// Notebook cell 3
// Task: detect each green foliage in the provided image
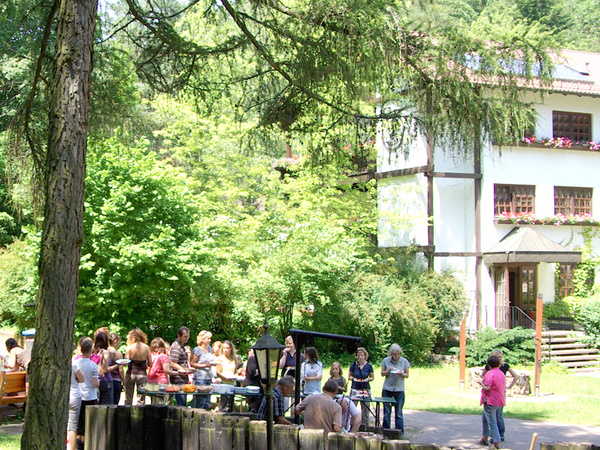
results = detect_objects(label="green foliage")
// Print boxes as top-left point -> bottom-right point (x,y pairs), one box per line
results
78,136 -> 218,338
571,294 -> 600,348
543,297 -> 573,319
0,229 -> 38,329
461,327 -> 535,367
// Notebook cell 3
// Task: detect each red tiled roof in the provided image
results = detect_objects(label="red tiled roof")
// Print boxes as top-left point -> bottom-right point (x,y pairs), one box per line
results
549,49 -> 600,96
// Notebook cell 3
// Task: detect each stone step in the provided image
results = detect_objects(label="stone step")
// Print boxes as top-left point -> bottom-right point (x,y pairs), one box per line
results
541,337 -> 585,345
542,342 -> 590,350
542,348 -> 600,356
558,359 -> 600,368
547,354 -> 600,362
571,366 -> 600,373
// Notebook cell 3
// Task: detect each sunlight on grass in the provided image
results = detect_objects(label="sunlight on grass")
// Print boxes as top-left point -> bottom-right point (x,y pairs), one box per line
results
403,364 -> 600,426
0,434 -> 21,450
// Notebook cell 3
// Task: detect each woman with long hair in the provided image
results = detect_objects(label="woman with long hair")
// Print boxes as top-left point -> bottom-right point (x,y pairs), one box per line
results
190,330 -> 217,409
5,338 -> 30,372
108,332 -> 124,405
301,346 -> 323,395
216,340 -> 243,412
124,328 -> 152,405
93,331 -> 113,405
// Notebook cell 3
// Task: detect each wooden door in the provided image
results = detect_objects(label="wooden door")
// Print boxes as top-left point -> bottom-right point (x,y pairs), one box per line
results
494,266 -> 510,330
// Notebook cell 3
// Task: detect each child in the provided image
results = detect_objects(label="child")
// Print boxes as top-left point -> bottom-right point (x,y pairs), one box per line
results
329,362 -> 347,395
480,355 -> 506,449
74,337 -> 99,450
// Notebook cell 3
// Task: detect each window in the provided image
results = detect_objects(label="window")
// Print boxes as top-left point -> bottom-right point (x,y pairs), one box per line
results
494,185 -> 535,215
554,187 -> 593,216
557,264 -> 577,298
552,111 -> 592,142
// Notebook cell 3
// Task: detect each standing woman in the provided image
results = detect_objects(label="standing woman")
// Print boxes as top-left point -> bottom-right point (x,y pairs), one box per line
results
216,340 -> 243,412
478,349 -> 518,445
124,328 -> 152,406
381,344 -> 410,433
92,332 -> 113,405
300,347 -> 323,395
190,330 -> 217,409
108,332 -> 124,405
148,337 -> 179,404
348,347 -> 374,426
480,355 -> 506,449
279,336 -> 302,378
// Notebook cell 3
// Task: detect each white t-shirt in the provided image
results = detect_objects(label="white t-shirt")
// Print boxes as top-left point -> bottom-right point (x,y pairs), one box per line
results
70,361 -> 81,401
74,357 -> 99,401
301,360 -> 323,395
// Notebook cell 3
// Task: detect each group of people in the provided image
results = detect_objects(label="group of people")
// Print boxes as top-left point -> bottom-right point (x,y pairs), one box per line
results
66,325 -> 412,448
67,325 -> 253,449
274,338 -> 411,435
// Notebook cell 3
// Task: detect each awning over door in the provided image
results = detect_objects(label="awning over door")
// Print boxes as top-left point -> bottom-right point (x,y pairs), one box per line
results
483,227 -> 582,264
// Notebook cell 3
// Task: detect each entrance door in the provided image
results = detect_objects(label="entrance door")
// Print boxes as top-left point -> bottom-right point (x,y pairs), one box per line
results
494,266 -> 509,330
495,264 -> 537,329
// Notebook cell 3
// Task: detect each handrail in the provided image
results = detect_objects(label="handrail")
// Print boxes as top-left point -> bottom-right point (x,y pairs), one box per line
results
509,306 -> 536,330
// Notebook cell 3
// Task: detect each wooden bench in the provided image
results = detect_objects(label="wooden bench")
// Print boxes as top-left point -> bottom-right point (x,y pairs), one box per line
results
0,371 -> 27,423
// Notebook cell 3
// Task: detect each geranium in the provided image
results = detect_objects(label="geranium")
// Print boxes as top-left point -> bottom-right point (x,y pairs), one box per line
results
497,211 -> 597,225
522,136 -> 600,150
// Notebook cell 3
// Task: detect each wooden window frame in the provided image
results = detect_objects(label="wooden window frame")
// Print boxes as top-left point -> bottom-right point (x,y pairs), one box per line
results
494,184 -> 536,216
554,186 -> 593,216
552,111 -> 592,142
557,264 -> 577,299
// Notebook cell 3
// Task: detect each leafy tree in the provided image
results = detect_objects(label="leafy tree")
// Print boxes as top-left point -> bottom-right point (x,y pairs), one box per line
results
78,137 -> 217,336
2,0 -> 557,446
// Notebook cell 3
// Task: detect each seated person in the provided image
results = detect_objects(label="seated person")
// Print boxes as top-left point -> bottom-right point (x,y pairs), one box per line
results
257,376 -> 295,424
295,379 -> 342,434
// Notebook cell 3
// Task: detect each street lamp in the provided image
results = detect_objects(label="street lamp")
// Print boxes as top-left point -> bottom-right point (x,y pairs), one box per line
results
251,323 -> 284,450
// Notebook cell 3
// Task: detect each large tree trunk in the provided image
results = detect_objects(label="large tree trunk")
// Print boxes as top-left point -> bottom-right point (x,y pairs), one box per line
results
21,0 -> 98,448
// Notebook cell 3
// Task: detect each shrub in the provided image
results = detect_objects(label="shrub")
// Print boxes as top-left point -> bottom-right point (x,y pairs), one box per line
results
460,327 -> 535,367
572,295 -> 600,348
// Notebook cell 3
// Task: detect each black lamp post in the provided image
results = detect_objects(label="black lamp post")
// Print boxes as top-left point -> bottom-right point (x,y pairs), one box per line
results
251,323 -> 284,450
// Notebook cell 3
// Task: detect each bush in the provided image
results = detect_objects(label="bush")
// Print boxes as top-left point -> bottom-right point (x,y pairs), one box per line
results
572,295 -> 600,348
460,327 -> 535,367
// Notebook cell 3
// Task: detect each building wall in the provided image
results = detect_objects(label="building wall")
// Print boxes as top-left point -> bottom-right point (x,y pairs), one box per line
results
377,91 -> 600,329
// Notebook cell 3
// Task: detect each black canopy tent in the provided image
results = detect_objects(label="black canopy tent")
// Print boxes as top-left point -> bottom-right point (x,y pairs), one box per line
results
287,329 -> 362,423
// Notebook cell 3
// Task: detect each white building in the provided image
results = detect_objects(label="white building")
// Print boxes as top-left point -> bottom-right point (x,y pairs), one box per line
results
377,49 -> 600,331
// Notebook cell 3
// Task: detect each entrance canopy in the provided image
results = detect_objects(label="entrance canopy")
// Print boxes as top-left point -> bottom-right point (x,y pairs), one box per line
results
483,227 -> 582,264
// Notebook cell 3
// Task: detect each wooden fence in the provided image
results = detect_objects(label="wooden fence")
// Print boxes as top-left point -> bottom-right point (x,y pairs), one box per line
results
84,405 -> 599,450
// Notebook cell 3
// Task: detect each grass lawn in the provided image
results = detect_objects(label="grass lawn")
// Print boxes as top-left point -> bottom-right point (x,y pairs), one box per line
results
0,434 -> 21,449
362,363 -> 600,426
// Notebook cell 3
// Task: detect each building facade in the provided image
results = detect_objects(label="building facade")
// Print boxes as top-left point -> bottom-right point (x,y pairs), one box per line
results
377,49 -> 600,331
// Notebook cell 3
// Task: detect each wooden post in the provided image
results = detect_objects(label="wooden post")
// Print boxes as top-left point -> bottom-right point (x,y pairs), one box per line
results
181,408 -> 201,450
105,405 -> 118,450
382,441 -> 412,450
299,429 -> 326,450
460,313 -> 467,389
274,424 -> 300,450
355,433 -> 383,450
129,406 -> 145,450
116,405 -> 132,449
249,420 -> 267,449
328,432 -> 354,450
534,294 -> 544,397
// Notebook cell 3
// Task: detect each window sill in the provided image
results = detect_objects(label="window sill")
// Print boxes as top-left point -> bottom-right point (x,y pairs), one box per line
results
516,142 -> 600,152
495,219 -> 599,226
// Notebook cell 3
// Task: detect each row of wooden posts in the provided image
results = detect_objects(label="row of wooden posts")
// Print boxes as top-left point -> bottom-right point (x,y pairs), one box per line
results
84,405 -> 599,450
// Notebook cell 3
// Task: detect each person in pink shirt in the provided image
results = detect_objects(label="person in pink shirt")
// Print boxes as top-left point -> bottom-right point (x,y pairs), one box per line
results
480,355 -> 506,449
